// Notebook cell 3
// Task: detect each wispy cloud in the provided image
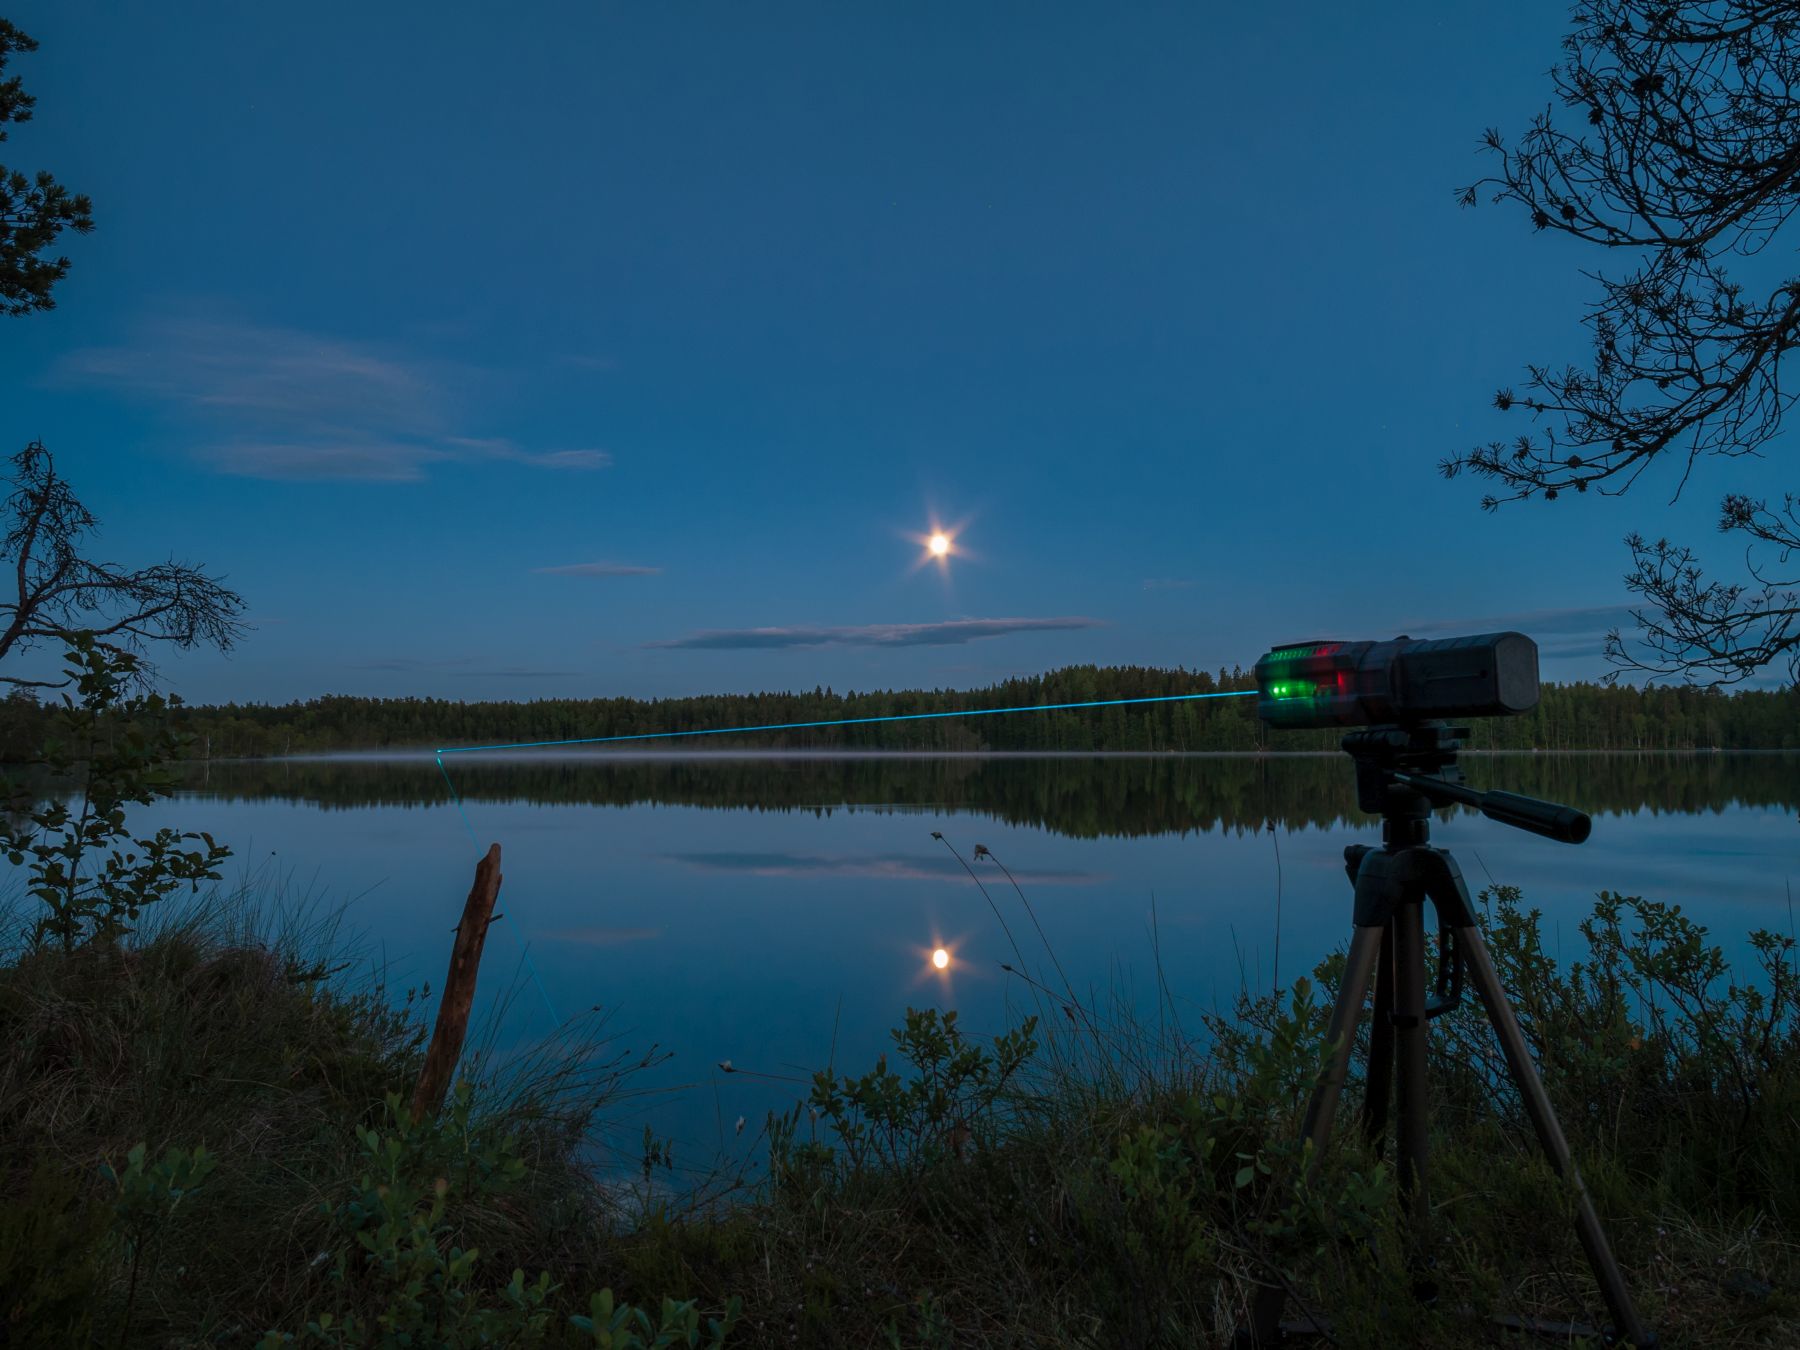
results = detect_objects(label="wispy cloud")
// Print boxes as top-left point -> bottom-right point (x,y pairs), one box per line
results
533,562 -> 663,577
448,668 -> 582,679
1405,604 -> 1638,638
441,437 -> 611,471
200,441 -> 448,483
646,616 -> 1103,651
667,851 -> 1102,885
57,316 -> 612,483
1402,604 -> 1639,664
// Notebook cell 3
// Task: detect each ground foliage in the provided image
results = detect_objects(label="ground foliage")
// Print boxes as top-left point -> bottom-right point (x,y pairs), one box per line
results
0,874 -> 1794,1346
638,880 -> 1798,1348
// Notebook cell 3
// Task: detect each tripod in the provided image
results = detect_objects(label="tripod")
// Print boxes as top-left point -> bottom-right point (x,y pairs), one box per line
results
1240,723 -> 1657,1347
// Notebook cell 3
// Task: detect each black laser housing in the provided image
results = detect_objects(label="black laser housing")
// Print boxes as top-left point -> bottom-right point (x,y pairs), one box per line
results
1254,631 -> 1540,730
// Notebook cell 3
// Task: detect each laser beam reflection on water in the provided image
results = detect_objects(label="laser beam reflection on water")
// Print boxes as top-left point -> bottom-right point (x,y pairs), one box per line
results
435,689 -> 1259,756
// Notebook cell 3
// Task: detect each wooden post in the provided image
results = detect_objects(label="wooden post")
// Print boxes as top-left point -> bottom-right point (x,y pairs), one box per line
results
411,842 -> 504,1122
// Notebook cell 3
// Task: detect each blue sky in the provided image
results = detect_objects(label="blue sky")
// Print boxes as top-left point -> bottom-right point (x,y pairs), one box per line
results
3,1 -> 1778,704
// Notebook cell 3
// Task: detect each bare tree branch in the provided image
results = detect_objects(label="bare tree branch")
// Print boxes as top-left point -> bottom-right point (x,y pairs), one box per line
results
1452,1 -> 1800,684
0,442 -> 246,687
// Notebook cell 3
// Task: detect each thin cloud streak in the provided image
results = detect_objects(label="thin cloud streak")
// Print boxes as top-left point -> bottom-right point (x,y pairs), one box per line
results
1404,604 -> 1639,638
58,315 -> 612,483
1537,636 -> 1616,661
1395,603 -> 1647,673
443,437 -> 610,471
534,562 -> 663,577
203,441 -> 447,483
646,616 -> 1104,651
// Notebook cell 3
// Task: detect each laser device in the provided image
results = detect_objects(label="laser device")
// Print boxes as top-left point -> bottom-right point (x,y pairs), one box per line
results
1239,631 -> 1657,1348
1254,630 -> 1539,729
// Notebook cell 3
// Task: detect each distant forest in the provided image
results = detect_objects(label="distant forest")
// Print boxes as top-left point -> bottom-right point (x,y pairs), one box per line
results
77,664 -> 1800,757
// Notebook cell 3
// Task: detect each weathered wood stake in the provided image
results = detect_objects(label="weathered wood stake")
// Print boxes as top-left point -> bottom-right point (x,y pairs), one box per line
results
410,842 -> 503,1122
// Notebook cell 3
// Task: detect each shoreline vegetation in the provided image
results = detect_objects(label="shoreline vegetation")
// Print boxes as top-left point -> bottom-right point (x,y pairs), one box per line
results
7,665 -> 1782,759
2,641 -> 1796,1346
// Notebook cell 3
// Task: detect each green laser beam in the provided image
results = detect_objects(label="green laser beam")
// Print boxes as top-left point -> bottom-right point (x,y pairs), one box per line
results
435,689 -> 1258,755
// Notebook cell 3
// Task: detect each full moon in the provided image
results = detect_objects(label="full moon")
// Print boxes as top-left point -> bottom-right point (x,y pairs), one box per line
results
928,532 -> 951,557
932,947 -> 950,969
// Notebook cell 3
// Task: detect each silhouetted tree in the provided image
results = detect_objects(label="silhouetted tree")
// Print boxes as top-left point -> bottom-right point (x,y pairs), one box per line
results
1452,1 -> 1800,685
0,28 -> 234,685
0,443 -> 246,685
0,18 -> 91,315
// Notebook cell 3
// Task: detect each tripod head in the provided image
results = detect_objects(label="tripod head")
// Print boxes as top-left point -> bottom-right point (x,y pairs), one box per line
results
1343,721 -> 1590,847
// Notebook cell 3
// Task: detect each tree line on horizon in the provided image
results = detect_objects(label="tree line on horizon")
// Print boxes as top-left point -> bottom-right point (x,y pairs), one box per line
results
1,664 -> 1785,761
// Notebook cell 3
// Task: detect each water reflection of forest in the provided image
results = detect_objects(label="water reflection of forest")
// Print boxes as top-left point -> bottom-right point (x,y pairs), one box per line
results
176,752 -> 1800,841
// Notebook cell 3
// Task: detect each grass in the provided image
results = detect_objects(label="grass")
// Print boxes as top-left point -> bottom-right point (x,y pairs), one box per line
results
0,864 -> 656,1344
1,860 -> 1796,1347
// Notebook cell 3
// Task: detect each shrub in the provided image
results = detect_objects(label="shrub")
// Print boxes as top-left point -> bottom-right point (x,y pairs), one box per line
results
1,634 -> 228,953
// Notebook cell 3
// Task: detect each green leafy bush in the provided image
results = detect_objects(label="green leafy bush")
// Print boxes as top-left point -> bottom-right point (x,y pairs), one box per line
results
794,1007 -> 1038,1178
1431,885 -> 1800,1218
260,1084 -> 740,1348
2,634 -> 229,953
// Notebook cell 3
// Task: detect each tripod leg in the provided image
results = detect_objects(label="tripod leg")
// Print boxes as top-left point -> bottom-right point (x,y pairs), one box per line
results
1242,921 -> 1385,1346
1454,921 -> 1657,1348
1390,898 -> 1431,1235
1362,926 -> 1394,1153
1300,922 -> 1386,1155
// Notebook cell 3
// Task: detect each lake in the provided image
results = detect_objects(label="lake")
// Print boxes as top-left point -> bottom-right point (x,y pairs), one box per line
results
148,750 -> 1799,1174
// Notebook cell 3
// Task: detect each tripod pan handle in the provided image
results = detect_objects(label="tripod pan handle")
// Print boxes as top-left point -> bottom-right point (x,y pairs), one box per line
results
1479,791 -> 1591,844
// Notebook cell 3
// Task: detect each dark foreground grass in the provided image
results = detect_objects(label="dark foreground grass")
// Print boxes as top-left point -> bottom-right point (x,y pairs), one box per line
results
1,877 -> 1796,1348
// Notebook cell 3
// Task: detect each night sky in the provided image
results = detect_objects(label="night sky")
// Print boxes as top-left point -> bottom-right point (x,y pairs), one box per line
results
4,2 -> 1776,704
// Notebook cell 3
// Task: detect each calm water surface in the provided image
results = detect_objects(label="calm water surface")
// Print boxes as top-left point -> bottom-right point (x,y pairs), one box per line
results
146,751 -> 1799,1169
